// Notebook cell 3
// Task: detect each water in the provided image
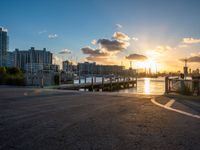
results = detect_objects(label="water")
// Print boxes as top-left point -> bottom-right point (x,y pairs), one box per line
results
74,77 -> 165,95
119,77 -> 165,95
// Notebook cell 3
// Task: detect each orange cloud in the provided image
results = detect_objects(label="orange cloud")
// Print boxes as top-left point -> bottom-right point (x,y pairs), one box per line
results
182,37 -> 200,44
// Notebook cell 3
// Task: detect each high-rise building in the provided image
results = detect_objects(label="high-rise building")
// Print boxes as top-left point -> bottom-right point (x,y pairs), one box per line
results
14,47 -> 53,72
6,51 -> 14,67
0,27 -> 9,67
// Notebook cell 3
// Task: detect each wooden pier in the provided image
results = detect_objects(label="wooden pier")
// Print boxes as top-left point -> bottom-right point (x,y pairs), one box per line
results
58,77 -> 137,91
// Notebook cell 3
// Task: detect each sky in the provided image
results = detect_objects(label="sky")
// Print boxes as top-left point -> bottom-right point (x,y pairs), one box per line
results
1,0 -> 200,72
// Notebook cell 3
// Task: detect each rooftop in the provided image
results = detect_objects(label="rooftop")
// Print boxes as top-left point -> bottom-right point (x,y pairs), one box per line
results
0,27 -> 8,32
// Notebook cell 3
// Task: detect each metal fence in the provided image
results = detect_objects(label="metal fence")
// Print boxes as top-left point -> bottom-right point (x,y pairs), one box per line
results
165,77 -> 200,96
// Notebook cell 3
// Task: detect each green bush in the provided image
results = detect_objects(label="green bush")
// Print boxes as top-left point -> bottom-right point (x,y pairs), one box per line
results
0,67 -> 25,86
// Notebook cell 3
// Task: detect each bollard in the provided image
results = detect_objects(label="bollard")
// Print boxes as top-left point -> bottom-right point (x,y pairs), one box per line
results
136,77 -> 137,87
192,79 -> 200,96
180,80 -> 185,94
165,76 -> 169,94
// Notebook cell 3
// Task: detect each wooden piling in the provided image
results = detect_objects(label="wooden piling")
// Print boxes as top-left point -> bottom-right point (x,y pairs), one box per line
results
110,77 -> 112,91
94,76 -> 96,83
91,77 -> 94,91
102,76 -> 104,90
79,76 -> 81,84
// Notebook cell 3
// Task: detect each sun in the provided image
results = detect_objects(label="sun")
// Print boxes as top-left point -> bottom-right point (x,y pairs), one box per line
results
135,60 -> 158,73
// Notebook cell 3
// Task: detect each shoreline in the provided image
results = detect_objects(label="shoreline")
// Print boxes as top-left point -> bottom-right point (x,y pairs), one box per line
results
1,85 -> 200,101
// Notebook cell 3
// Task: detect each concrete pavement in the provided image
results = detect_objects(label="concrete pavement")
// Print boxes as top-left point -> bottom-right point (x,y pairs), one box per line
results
0,87 -> 200,150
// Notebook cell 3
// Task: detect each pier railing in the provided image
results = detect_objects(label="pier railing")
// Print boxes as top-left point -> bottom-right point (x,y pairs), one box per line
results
165,77 -> 200,96
59,76 -> 137,91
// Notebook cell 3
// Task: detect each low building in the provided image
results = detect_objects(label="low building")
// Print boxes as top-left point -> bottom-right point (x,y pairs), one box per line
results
61,71 -> 74,84
63,60 -> 73,72
25,66 -> 60,86
95,65 -> 125,75
123,68 -> 137,77
192,69 -> 200,77
77,62 -> 96,76
77,62 -> 135,76
25,70 -> 59,86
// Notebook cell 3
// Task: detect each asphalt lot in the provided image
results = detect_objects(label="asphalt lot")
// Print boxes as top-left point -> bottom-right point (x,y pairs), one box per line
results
0,87 -> 200,150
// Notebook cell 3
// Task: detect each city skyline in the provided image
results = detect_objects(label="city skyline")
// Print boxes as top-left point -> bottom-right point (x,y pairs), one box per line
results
1,0 -> 200,72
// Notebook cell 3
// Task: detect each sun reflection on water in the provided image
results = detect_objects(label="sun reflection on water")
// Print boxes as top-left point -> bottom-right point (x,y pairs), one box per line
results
118,77 -> 165,95
144,78 -> 150,94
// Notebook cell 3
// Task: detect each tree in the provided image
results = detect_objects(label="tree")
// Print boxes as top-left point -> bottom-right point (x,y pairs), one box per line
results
54,74 -> 60,85
6,67 -> 21,75
0,67 -> 6,74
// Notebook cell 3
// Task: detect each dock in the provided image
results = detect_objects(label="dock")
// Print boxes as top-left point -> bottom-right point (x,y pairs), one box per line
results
58,77 -> 137,91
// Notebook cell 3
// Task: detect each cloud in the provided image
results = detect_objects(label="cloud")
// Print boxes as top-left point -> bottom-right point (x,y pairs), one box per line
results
86,56 -> 115,64
155,45 -> 173,53
180,54 -> 200,63
190,52 -> 200,57
113,32 -> 130,41
132,37 -> 138,41
38,30 -> 47,35
97,39 -> 130,52
53,55 -> 63,67
81,47 -> 109,57
91,39 -> 97,45
178,44 -> 188,48
48,34 -> 58,39
179,58 -> 187,62
188,56 -> 200,62
81,32 -> 131,64
81,47 -> 111,64
59,49 -> 71,54
126,54 -> 148,61
116,24 -> 123,29
182,37 -> 200,44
